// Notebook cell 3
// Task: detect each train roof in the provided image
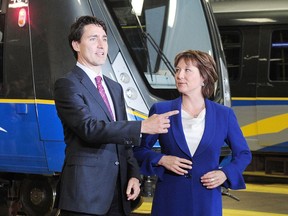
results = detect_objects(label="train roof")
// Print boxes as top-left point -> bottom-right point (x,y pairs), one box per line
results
210,0 -> 288,26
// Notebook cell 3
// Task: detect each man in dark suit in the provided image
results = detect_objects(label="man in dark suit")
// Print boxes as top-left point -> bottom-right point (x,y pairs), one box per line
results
54,16 -> 178,216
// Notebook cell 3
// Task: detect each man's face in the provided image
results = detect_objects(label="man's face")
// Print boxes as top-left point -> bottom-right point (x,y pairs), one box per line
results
72,24 -> 108,70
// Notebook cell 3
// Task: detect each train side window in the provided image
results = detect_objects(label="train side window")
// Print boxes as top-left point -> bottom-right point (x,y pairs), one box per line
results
220,30 -> 242,82
269,30 -> 288,81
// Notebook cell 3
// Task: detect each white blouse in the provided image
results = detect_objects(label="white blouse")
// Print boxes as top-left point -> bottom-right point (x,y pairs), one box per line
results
181,108 -> 206,156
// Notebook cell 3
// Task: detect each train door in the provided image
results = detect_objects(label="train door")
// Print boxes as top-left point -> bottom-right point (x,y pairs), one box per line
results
256,27 -> 288,151
29,0 -> 94,174
220,27 -> 260,150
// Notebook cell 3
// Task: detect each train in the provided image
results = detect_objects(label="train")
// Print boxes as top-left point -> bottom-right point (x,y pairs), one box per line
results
0,0 -> 230,215
211,0 -> 288,174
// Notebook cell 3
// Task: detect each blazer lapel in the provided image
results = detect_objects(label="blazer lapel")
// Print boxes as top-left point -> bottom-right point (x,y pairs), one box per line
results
171,97 -> 192,158
74,66 -> 113,121
193,99 -> 216,156
104,76 -> 123,121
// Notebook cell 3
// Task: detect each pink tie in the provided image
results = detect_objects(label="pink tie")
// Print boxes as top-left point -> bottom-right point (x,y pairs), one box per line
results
95,76 -> 114,120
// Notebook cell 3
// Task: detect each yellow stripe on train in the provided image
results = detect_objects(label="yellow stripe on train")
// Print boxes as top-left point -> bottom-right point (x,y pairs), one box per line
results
241,113 -> 288,137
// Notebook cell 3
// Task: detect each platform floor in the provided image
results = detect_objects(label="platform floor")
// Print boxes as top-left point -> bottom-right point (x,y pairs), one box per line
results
1,172 -> 287,215
132,173 -> 288,216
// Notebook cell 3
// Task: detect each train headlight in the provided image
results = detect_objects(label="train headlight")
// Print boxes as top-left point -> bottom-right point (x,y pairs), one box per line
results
120,73 -> 130,83
126,87 -> 137,100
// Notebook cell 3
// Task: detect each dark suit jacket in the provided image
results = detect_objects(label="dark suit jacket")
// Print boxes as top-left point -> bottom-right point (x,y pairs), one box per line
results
54,66 -> 141,215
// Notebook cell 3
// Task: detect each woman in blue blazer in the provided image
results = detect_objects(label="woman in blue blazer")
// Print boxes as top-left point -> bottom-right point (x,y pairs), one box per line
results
134,50 -> 252,216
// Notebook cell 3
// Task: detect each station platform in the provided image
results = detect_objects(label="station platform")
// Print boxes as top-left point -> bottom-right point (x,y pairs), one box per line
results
131,173 -> 288,216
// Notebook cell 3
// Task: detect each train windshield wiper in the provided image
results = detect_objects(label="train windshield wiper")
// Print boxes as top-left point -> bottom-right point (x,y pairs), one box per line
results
134,13 -> 175,80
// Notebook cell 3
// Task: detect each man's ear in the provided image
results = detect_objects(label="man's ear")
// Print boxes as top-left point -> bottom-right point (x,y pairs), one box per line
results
72,41 -> 80,52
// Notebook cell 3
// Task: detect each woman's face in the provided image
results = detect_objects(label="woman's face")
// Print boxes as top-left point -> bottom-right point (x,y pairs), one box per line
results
175,58 -> 204,96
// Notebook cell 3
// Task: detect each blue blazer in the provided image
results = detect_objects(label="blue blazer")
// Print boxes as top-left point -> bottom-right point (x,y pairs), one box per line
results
134,97 -> 252,216
54,66 -> 141,215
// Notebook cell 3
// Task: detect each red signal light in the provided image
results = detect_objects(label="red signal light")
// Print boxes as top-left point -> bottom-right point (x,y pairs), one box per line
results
18,8 -> 27,27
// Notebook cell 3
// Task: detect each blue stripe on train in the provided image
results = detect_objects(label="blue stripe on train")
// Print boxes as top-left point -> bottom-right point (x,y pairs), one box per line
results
260,142 -> 288,152
232,99 -> 288,106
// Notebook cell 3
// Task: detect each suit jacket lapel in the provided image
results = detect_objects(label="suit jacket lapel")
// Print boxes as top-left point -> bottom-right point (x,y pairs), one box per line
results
193,99 -> 216,156
104,76 -> 123,121
74,66 -> 113,121
171,97 -> 192,157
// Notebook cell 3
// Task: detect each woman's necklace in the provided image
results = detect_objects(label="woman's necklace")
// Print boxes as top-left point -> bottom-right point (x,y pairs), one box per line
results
182,103 -> 205,118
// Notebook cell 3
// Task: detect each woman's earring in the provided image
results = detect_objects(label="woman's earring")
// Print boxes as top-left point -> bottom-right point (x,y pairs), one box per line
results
201,82 -> 205,86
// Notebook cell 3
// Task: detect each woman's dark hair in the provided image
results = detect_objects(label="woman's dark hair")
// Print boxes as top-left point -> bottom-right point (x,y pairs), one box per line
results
68,16 -> 107,59
174,50 -> 218,98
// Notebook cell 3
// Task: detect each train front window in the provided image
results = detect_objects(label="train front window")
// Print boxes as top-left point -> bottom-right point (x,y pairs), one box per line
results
106,0 -> 213,96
